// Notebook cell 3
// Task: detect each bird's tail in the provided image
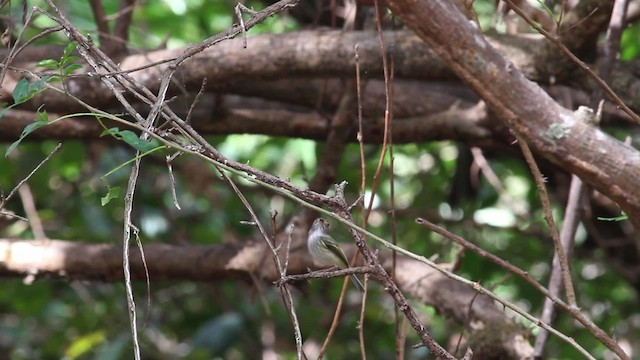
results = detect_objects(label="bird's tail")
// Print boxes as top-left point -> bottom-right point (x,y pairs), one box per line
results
349,274 -> 364,292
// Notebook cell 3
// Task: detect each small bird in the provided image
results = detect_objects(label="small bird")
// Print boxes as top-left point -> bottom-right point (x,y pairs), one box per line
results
307,218 -> 364,292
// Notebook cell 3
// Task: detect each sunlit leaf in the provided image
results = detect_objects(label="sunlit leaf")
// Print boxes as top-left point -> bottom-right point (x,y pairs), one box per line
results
35,59 -> 60,69
101,186 -> 121,206
65,330 -> 106,359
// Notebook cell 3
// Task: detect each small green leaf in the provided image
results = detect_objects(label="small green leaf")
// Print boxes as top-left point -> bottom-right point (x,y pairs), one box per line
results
597,212 -> 628,222
47,75 -> 63,83
36,108 -> 49,122
63,42 -> 76,58
60,55 -> 79,67
36,59 -> 60,69
63,63 -> 82,76
5,117 -> 49,156
12,78 -> 46,104
100,127 -> 121,138
101,186 -> 121,206
118,130 -> 159,152
13,78 -> 31,103
101,127 -> 160,152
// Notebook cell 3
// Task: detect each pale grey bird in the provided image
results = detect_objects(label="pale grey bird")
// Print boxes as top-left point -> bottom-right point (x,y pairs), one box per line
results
307,218 -> 364,292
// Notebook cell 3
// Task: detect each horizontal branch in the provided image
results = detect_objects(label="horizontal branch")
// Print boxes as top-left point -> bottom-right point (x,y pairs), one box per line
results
7,30 -> 640,114
0,94 -> 497,145
0,237 -> 532,358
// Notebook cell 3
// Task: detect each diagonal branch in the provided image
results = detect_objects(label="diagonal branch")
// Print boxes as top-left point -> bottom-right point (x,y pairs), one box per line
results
385,0 -> 640,239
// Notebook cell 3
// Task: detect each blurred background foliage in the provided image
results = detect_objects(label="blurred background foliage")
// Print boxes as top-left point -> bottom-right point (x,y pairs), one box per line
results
0,0 -> 639,359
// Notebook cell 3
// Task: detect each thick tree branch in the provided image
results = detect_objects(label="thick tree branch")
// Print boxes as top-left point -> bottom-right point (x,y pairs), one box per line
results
0,97 -> 496,145
0,31 -> 588,110
0,237 -> 532,358
386,0 -> 640,235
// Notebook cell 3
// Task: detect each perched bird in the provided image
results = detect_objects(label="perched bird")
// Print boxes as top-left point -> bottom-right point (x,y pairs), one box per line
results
307,218 -> 364,292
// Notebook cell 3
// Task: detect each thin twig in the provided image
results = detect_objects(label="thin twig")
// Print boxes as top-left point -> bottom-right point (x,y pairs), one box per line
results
221,169 -> 305,359
0,143 -> 63,211
533,173 -> 583,355
235,3 -> 258,48
358,271 -> 368,360
534,0 -> 629,355
17,184 -> 46,239
122,154 -> 143,360
363,0 -> 393,217
318,271 -> 352,359
414,217 -> 621,360
132,225 -> 152,327
516,136 -> 576,306
386,54 -> 404,360
316,91 -> 359,359
354,43 -> 370,360
279,267 -> 376,285
166,152 -> 182,210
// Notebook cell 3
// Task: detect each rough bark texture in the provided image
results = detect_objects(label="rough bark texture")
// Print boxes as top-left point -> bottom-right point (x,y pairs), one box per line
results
385,0 -> 640,230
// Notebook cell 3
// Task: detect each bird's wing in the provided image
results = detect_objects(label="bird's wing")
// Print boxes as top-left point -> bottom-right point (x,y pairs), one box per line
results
319,234 -> 350,267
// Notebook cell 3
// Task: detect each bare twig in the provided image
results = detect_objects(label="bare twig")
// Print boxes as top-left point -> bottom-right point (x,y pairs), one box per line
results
533,173 -> 583,355
415,217 -> 624,360
221,170 -> 305,359
235,3 -> 258,48
318,269 -> 356,359
315,92 -> 359,359
534,0 -> 629,355
358,271 -> 368,360
17,184 -> 46,239
279,266 -> 376,285
0,143 -> 63,211
354,43 -> 371,360
516,137 -> 576,306
122,156 -> 143,360
363,0 -> 393,217
166,152 -> 182,210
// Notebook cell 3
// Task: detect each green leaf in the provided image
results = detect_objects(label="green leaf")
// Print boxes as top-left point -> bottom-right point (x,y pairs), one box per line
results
100,127 -> 120,138
36,59 -> 60,69
60,55 -> 79,67
47,75 -> 63,83
119,130 -> 160,152
101,127 -> 160,152
13,78 -> 32,103
12,78 -> 48,104
63,42 -> 76,58
101,186 -> 121,206
597,212 -> 628,222
63,63 -> 82,76
64,330 -> 106,358
5,114 -> 49,156
36,108 -> 48,122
